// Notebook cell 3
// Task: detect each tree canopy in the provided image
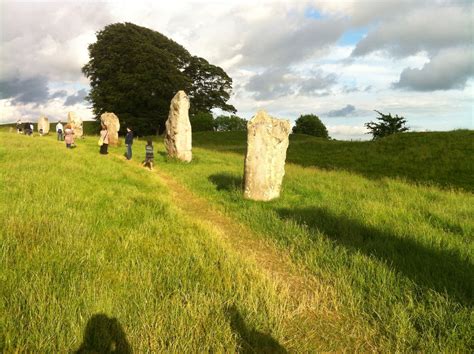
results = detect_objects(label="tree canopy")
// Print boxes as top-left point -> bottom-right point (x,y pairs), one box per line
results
365,110 -> 409,140
82,22 -> 236,135
292,114 -> 329,138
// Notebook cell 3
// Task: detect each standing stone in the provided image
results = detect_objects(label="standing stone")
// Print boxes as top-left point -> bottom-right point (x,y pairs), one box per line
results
37,115 -> 50,135
243,110 -> 291,201
67,112 -> 83,138
164,90 -> 192,162
100,112 -> 121,146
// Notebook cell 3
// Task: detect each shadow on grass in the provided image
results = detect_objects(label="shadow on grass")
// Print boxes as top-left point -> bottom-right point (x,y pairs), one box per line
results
208,173 -> 243,192
226,305 -> 287,353
277,207 -> 473,307
75,313 -> 132,353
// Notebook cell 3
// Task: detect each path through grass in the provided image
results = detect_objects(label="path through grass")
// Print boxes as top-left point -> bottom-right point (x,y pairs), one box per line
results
1,131 -> 473,351
153,133 -> 473,351
0,132 -> 316,352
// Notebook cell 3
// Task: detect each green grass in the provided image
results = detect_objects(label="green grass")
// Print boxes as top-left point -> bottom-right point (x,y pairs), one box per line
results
192,130 -> 474,192
1,130 -> 473,351
153,131 -> 473,351
0,133 -> 295,352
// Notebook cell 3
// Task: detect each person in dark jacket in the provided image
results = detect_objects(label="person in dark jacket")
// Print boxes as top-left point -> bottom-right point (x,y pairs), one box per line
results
143,140 -> 154,170
124,127 -> 133,160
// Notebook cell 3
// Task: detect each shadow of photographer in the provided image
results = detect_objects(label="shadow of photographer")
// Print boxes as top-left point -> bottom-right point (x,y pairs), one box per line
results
75,313 -> 132,354
226,305 -> 287,353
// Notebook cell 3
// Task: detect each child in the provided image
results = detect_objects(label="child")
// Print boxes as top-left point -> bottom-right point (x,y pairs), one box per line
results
64,124 -> 75,148
143,140 -> 154,170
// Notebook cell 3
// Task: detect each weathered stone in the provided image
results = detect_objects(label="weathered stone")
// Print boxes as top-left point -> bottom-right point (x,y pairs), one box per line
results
67,112 -> 83,138
100,112 -> 121,146
243,110 -> 291,201
37,115 -> 50,135
164,90 -> 192,162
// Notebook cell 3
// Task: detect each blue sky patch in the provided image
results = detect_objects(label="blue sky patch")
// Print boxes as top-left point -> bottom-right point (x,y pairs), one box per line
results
338,27 -> 369,46
304,7 -> 324,20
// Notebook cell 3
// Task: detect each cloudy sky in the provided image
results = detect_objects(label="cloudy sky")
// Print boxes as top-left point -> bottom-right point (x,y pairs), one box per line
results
1,0 -> 472,139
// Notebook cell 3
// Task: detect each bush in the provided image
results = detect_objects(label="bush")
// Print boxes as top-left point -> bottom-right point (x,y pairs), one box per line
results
365,110 -> 409,140
292,114 -> 329,138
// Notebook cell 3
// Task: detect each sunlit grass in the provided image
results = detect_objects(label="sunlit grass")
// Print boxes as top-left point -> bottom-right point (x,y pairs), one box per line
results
154,131 -> 474,351
0,133 -> 293,352
1,130 -> 473,351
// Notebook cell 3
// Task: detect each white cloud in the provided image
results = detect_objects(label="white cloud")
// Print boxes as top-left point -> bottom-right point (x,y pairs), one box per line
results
351,4 -> 473,58
327,124 -> 369,140
394,47 -> 474,91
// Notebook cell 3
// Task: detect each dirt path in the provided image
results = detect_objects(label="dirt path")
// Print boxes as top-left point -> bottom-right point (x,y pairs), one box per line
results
113,154 -> 319,300
112,153 -> 344,349
148,168 -> 343,348
157,170 -> 318,295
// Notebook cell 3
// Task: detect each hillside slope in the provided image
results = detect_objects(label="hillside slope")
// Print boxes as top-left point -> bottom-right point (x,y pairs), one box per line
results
193,130 -> 474,191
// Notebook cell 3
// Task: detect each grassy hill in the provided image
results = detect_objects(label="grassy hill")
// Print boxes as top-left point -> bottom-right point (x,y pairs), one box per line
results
1,130 -> 473,351
192,130 -> 474,192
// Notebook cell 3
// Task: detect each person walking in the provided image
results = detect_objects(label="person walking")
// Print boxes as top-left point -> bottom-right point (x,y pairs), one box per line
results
56,121 -> 64,141
124,127 -> 133,160
16,119 -> 22,134
99,125 -> 109,155
143,140 -> 154,170
64,124 -> 75,148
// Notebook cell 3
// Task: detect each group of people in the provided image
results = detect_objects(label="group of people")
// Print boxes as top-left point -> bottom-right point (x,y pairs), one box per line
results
15,118 -> 155,170
15,120 -> 34,136
98,125 -> 154,169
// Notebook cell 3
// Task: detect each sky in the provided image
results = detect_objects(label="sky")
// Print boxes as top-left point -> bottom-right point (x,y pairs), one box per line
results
0,0 -> 473,140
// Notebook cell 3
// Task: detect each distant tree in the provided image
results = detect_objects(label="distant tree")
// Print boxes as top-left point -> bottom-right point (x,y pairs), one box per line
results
82,22 -> 235,136
190,112 -> 214,132
214,115 -> 247,131
365,110 -> 409,140
292,114 -> 329,138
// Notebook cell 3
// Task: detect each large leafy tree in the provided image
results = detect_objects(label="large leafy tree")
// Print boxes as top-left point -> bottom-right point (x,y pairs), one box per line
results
365,110 -> 409,140
82,23 -> 235,135
292,114 -> 329,138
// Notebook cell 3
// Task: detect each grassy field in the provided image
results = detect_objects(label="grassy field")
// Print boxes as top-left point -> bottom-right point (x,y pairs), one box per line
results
1,130 -> 473,351
0,133 -> 295,352
193,130 -> 474,192
158,130 -> 474,351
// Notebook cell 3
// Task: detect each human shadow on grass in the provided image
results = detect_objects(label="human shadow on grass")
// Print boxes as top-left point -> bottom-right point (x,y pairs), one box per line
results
75,313 -> 132,354
277,207 -> 473,307
209,173 -> 243,192
226,305 -> 287,353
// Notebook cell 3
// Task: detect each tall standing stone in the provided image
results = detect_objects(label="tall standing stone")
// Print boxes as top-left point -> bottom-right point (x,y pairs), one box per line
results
164,90 -> 192,162
67,112 -> 83,138
37,115 -> 50,134
100,112 -> 121,146
243,110 -> 291,201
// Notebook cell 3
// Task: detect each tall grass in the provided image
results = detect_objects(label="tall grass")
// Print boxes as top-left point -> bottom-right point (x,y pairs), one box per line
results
153,131 -> 474,351
0,133 -> 296,352
1,130 -> 473,351
193,130 -> 474,191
